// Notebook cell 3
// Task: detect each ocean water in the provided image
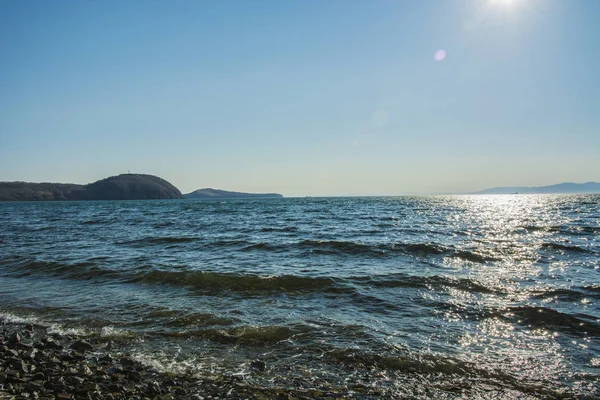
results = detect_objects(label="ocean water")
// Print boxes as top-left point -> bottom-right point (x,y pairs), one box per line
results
0,195 -> 599,398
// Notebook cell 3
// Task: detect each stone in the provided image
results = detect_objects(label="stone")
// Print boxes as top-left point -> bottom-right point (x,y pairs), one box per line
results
24,348 -> 38,361
27,381 -> 45,392
163,379 -> 176,386
81,381 -> 99,392
250,360 -> 267,371
7,348 -> 19,357
70,340 -> 93,353
147,381 -> 161,395
10,358 -> 29,373
43,339 -> 62,350
78,365 -> 92,377
8,332 -> 21,347
120,357 -> 135,366
33,372 -> 46,381
66,376 -> 84,385
99,354 -> 113,364
7,370 -> 20,378
129,371 -> 143,382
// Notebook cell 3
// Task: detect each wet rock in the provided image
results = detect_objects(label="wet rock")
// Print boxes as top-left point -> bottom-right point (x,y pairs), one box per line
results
9,357 -> 29,373
129,371 -> 143,382
8,332 -> 21,347
147,380 -> 161,395
99,354 -> 113,364
16,341 -> 34,350
108,383 -> 124,392
95,369 -> 108,377
173,386 -> 188,396
24,348 -> 38,361
70,340 -> 93,353
42,338 -> 63,350
27,381 -> 45,392
120,357 -> 135,367
81,381 -> 100,392
163,378 -> 176,387
8,348 -> 20,358
77,365 -> 92,377
32,372 -> 46,381
110,372 -> 124,382
66,376 -> 84,385
250,360 -> 267,371
7,369 -> 21,378
59,353 -> 74,362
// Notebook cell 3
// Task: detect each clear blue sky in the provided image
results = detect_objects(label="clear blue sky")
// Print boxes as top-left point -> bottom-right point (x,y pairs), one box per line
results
1,0 -> 598,196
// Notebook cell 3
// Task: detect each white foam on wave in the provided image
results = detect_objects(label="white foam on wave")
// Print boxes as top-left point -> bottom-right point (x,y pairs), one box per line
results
47,323 -> 89,337
0,311 -> 87,337
100,326 -> 135,339
129,351 -> 200,376
0,312 -> 40,325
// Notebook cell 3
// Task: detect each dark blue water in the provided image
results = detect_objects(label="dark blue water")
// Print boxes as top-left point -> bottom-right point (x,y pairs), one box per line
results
1,195 -> 599,398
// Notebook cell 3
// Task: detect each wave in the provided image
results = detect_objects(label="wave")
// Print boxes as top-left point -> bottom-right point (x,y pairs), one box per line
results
540,242 -> 596,255
117,237 -> 201,246
548,225 -> 600,236
155,325 -> 295,345
259,226 -> 298,233
244,240 -> 499,263
127,270 -> 353,295
502,306 -> 600,336
355,273 -> 499,294
531,286 -> 600,302
110,235 -> 503,263
0,257 -> 126,282
82,219 -> 104,225
1,255 -> 505,299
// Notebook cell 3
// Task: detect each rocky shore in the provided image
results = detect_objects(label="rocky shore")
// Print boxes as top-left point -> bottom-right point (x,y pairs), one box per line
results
0,323 -> 345,400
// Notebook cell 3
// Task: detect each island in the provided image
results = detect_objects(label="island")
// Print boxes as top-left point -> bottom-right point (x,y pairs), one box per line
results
184,188 -> 283,199
473,182 -> 600,195
0,174 -> 184,201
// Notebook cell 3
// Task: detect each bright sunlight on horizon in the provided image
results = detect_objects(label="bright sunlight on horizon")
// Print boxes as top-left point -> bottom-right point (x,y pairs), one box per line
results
0,0 -> 598,196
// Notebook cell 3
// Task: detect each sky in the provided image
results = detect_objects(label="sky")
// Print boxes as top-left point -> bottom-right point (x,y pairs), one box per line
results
0,0 -> 598,196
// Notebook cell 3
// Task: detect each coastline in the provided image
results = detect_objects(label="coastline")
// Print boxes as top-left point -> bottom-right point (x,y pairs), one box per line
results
0,319 -> 347,400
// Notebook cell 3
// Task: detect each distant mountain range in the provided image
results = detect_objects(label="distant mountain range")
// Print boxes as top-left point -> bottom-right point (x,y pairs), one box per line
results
473,182 -> 600,195
0,174 -> 284,202
0,174 -> 183,201
184,188 -> 283,199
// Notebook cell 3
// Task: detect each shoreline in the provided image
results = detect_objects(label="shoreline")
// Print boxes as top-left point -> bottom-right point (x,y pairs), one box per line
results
0,320 -> 347,400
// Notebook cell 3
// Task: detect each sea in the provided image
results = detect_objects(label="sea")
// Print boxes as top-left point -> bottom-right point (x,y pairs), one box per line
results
0,195 -> 599,398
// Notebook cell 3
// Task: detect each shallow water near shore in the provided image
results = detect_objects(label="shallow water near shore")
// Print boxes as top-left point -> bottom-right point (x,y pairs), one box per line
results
1,195 -> 599,398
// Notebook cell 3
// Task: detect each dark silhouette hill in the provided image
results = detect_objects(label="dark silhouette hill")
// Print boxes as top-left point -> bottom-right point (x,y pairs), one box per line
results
185,188 -> 283,199
0,174 -> 183,201
474,182 -> 600,195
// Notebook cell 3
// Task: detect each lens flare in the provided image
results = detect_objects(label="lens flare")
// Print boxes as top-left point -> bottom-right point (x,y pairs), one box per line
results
434,49 -> 446,61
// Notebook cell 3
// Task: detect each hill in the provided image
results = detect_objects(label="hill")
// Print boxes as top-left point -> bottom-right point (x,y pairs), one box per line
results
474,182 -> 600,195
184,188 -> 283,199
0,174 -> 183,201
